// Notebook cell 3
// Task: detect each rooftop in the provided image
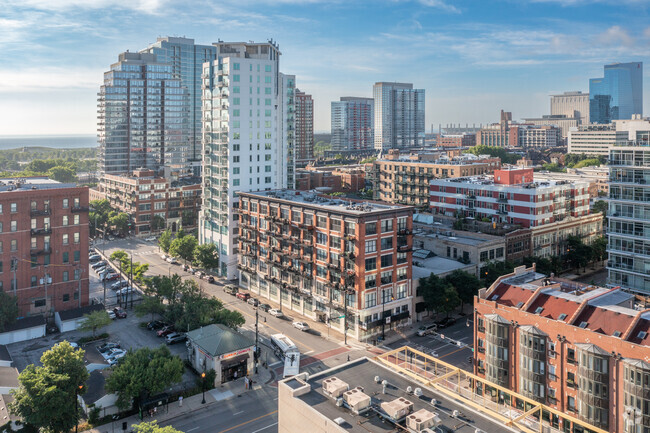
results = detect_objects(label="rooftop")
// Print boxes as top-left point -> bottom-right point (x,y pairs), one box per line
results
0,177 -> 75,192
415,229 -> 500,247
56,303 -> 105,322
431,173 -> 588,189
186,324 -> 253,357
379,154 -> 496,166
240,190 -> 412,215
412,255 -> 474,280
283,358 -> 514,433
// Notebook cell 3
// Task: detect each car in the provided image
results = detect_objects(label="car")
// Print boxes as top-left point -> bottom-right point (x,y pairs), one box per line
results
145,236 -> 156,241
157,326 -> 175,337
437,317 -> 457,329
247,297 -> 259,307
106,310 -> 116,320
146,320 -> 165,331
107,352 -> 126,365
94,265 -> 107,274
236,292 -> 250,301
98,268 -> 112,277
269,309 -> 283,317
117,286 -> 134,296
113,307 -> 127,319
108,235 -> 115,241
160,254 -> 168,260
195,271 -> 203,278
165,333 -> 186,345
166,257 -> 178,264
224,285 -> 238,295
293,321 -> 310,331
109,280 -> 126,290
258,303 -> 271,312
416,323 -> 438,337
102,348 -> 126,360
182,264 -> 190,271
105,273 -> 120,282
207,276 -> 215,283
92,260 -> 107,270
97,342 -> 120,353
89,254 -> 101,262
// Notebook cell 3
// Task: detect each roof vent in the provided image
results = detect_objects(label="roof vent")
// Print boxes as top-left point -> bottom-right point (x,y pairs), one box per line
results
579,322 -> 588,329
558,313 -> 567,321
333,417 -> 346,426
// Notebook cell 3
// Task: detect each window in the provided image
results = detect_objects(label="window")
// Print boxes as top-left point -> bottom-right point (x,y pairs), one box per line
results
233,179 -> 240,186
10,221 -> 16,232
365,240 -> 376,254
74,215 -> 79,225
10,203 -> 16,213
380,237 -> 393,250
31,237 -> 37,249
10,240 -> 16,251
365,257 -> 376,271
380,254 -> 393,268
364,291 -> 377,308
62,294 -> 70,302
34,299 -> 46,308
397,267 -> 407,281
316,232 -> 327,245
365,275 -> 376,288
63,198 -> 69,208
74,269 -> 81,280
366,222 -> 377,235
63,271 -> 69,282
62,234 -> 69,245
397,284 -> 407,299
330,236 -> 341,249
31,276 -> 37,287
381,219 -> 393,233
63,252 -> 69,264
63,215 -> 69,226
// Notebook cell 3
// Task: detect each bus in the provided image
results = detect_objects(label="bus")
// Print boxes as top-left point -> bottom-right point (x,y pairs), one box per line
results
270,333 -> 301,378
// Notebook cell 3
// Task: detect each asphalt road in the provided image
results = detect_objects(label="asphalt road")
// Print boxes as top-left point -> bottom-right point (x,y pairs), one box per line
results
160,387 -> 279,433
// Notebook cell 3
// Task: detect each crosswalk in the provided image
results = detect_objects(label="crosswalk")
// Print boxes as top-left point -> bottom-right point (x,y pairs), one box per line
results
131,249 -> 158,257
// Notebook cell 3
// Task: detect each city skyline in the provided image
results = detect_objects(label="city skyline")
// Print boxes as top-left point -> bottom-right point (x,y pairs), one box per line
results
1,0 -> 650,136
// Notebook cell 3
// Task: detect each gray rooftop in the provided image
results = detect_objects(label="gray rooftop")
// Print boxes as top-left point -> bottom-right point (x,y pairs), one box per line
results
288,358 -> 516,433
0,177 -> 75,192
413,256 -> 474,280
186,324 -> 253,357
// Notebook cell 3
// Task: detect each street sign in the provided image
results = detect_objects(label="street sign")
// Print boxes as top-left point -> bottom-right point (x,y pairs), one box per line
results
337,315 -> 345,319
386,317 -> 391,324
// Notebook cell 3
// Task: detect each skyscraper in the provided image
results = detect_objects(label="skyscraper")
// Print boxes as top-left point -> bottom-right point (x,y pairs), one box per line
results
373,82 -> 425,150
550,91 -> 589,125
589,62 -> 643,124
295,89 -> 314,163
98,52 -> 189,175
140,37 -> 218,176
331,97 -> 374,152
199,41 -> 295,278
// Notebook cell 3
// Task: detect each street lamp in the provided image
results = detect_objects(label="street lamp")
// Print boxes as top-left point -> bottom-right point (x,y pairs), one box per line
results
201,372 -> 206,404
75,384 -> 83,433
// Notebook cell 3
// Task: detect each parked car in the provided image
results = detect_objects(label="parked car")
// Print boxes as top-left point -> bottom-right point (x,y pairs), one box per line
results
107,352 -> 126,365
106,310 -> 116,320
105,273 -> 120,282
89,254 -> 101,262
107,235 -> 115,241
146,320 -> 165,331
166,257 -> 178,264
182,264 -> 190,271
207,276 -> 215,283
165,333 -> 186,345
437,317 -> 456,329
258,303 -> 271,312
157,326 -> 175,337
247,297 -> 259,307
292,321 -> 310,331
269,309 -> 283,317
416,323 -> 438,337
236,292 -> 250,301
113,307 -> 127,319
110,280 -> 127,290
97,342 -> 120,353
102,348 -> 126,360
145,236 -> 156,241
224,285 -> 238,295
117,286 -> 134,296
92,260 -> 107,270
94,265 -> 108,274
195,271 -> 203,279
98,269 -> 113,278
160,254 -> 168,260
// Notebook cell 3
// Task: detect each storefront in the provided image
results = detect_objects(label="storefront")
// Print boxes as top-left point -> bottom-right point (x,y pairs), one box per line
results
186,324 -> 255,387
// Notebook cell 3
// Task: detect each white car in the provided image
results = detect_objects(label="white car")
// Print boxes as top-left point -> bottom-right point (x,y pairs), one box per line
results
166,257 -> 178,264
145,236 -> 156,241
106,310 -> 116,320
292,321 -> 310,331
160,254 -> 168,260
117,286 -> 134,296
102,348 -> 126,360
107,352 -> 126,365
269,309 -> 283,317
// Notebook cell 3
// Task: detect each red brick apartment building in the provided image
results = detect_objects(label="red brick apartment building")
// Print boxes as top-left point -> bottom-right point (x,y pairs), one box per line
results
475,265 -> 650,433
437,133 -> 476,147
237,190 -> 413,342
0,178 -> 89,316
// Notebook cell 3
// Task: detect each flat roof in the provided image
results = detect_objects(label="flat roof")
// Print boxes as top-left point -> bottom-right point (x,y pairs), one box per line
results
413,256 -> 473,279
288,358 -> 514,433
431,174 -> 588,189
240,190 -> 412,215
415,231 -> 498,247
0,177 -> 76,192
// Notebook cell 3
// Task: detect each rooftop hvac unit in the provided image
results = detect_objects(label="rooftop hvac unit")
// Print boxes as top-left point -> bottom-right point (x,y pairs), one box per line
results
323,377 -> 349,399
452,410 -> 459,418
380,397 -> 414,421
333,417 -> 346,426
406,409 -> 441,432
342,387 -> 371,414
414,388 -> 423,397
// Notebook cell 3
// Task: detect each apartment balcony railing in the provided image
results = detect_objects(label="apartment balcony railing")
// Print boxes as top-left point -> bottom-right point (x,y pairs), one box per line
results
31,228 -> 52,236
30,208 -> 51,217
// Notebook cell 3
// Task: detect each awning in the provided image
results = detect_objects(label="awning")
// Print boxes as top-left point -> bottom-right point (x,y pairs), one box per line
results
220,354 -> 249,369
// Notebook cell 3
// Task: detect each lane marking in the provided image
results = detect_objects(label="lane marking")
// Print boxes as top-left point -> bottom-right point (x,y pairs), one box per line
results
438,346 -> 471,360
217,410 -> 278,433
233,411 -> 244,415
186,428 -> 199,432
304,350 -> 314,355
251,423 -> 278,433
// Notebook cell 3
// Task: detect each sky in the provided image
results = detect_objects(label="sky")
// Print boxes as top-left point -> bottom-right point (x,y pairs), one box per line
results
1,0 -> 650,135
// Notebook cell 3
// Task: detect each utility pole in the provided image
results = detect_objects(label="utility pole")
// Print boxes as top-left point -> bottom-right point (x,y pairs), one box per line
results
381,288 -> 386,341
77,268 -> 82,308
129,252 -> 133,310
255,306 -> 259,374
344,289 -> 348,345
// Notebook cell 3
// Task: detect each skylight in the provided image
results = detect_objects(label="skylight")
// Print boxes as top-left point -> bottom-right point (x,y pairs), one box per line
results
638,331 -> 648,339
579,322 -> 588,329
535,307 -> 544,314
558,313 -> 567,321
613,331 -> 622,338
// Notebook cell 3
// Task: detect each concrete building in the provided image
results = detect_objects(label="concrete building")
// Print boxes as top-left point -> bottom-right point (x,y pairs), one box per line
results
369,150 -> 501,209
430,167 -> 591,228
530,213 -> 603,258
474,265 -> 650,432
613,114 -> 650,140
0,178 -> 89,316
568,125 -> 629,156
550,91 -> 589,125
98,52 -> 190,175
521,115 -> 579,139
295,165 -> 366,193
607,143 -> 650,294
199,41 -> 295,278
330,97 -> 374,152
237,190 -> 413,342
536,167 -> 609,199
518,125 -> 562,148
140,37 -> 218,176
590,62 -> 643,124
373,82 -> 425,150
295,89 -> 314,163
90,168 -> 201,235
437,133 -> 476,147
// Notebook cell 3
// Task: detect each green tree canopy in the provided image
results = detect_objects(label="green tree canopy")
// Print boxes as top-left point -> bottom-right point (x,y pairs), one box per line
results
105,346 -> 184,410
592,200 -> 608,216
133,421 -> 183,433
193,243 -> 219,270
47,165 -> 77,183
151,215 -> 166,232
169,235 -> 198,263
109,212 -> 130,236
480,261 -> 516,287
0,292 -> 19,332
110,249 -> 129,263
465,145 -> 519,164
444,270 -> 483,311
158,229 -> 172,253
419,274 -> 454,316
78,310 -> 112,338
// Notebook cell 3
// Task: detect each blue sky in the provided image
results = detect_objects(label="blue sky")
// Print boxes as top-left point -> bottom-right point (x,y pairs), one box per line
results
1,0 -> 649,135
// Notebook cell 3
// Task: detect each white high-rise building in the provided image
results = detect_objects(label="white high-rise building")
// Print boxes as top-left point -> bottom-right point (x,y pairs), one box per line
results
199,41 -> 295,278
373,82 -> 425,150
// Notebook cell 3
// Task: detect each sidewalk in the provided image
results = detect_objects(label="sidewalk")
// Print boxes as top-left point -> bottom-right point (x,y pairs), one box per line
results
89,364 -> 274,433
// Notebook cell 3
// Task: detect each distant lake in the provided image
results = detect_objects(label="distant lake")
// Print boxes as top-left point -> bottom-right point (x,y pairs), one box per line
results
0,135 -> 97,150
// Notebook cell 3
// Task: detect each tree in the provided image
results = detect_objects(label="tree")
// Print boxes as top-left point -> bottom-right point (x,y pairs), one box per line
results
132,263 -> 149,283
109,212 -> 130,236
419,273 -> 451,316
591,236 -> 607,263
193,243 -> 219,270
169,235 -> 198,264
176,228 -> 186,240
480,261 -> 516,287
445,270 -> 482,313
47,166 -> 77,183
0,292 -> 19,332
465,145 -> 519,164
110,250 -> 129,263
439,285 -> 461,317
10,341 -> 88,433
105,346 -> 184,410
78,310 -> 112,338
151,215 -> 166,232
133,421 -> 183,433
135,296 -> 166,321
158,229 -> 172,253
90,198 -> 112,237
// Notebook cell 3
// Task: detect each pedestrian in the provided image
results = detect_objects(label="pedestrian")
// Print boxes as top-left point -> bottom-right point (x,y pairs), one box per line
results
178,396 -> 183,407
234,371 -> 238,380
244,376 -> 249,389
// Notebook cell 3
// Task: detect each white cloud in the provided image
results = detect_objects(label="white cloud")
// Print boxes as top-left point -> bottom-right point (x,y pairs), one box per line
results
417,0 -> 460,13
596,25 -> 635,47
643,27 -> 650,39
8,0 -> 169,14
0,67 -> 102,93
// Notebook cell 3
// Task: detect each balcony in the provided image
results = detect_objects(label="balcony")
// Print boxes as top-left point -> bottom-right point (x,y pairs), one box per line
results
31,228 -> 52,236
30,208 -> 51,217
34,247 -> 52,256
398,244 -> 412,252
397,228 -> 412,236
498,197 -> 508,203
71,205 -> 89,213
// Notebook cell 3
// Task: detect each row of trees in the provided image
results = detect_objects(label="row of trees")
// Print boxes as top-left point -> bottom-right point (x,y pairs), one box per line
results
137,274 -> 245,331
110,250 -> 150,284
0,291 -> 19,332
465,145 -> 520,164
0,157 -> 98,182
419,270 -> 483,317
523,235 -> 607,276
90,199 -> 131,237
158,229 -> 220,270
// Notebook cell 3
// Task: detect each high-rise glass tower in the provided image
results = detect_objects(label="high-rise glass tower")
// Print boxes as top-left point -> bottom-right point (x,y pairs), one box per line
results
607,142 -> 650,294
373,82 -> 425,150
589,62 -> 643,124
199,41 -> 295,278
98,52 -> 189,174
140,37 -> 218,176
331,97 -> 374,152
295,89 -> 314,162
